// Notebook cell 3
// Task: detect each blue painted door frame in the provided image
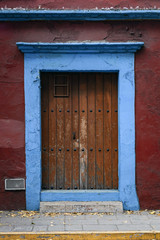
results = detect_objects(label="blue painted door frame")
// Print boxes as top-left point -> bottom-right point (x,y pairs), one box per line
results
17,42 -> 144,211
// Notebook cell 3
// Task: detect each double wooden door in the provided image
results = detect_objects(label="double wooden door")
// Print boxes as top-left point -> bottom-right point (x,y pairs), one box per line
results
41,72 -> 118,190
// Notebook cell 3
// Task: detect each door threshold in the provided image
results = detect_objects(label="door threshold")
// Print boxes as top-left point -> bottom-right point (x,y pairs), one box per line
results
40,201 -> 123,213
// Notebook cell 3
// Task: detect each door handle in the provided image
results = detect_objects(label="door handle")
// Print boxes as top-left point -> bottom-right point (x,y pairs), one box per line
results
73,132 -> 76,140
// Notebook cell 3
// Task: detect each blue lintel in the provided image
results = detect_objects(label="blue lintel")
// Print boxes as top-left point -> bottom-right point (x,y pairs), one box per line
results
16,42 -> 144,54
0,9 -> 160,21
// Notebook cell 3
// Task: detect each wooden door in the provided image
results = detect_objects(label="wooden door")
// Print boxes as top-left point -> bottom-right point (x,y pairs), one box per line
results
41,72 -> 118,190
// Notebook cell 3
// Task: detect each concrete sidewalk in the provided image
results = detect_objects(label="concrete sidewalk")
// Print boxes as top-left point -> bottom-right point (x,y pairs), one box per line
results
0,210 -> 160,232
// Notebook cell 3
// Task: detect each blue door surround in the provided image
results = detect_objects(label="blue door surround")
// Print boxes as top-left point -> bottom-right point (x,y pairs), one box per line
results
17,42 -> 144,211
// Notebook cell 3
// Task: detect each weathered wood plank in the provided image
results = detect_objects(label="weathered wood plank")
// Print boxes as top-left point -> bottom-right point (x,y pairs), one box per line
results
72,74 -> 80,189
111,74 -> 118,189
48,74 -> 57,189
79,73 -> 88,189
56,76 -> 65,189
87,73 -> 96,189
64,74 -> 72,189
95,73 -> 104,189
104,74 -> 112,189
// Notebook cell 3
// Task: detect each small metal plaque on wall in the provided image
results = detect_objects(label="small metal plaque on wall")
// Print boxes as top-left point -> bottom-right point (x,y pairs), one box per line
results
5,178 -> 25,190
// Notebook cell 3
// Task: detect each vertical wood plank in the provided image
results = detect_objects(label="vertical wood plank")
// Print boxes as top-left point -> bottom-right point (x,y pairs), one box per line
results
104,74 -> 112,189
64,74 -> 72,189
41,73 -> 49,189
95,73 -> 104,189
72,74 -> 80,189
48,73 -> 57,189
111,74 -> 118,189
56,76 -> 65,189
87,73 -> 96,189
79,73 -> 88,189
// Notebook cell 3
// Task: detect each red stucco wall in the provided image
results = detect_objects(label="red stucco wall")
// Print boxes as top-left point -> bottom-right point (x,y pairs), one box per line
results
0,0 -> 160,9
0,20 -> 160,210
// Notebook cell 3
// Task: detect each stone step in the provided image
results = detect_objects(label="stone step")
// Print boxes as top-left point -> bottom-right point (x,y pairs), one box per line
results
40,201 -> 123,213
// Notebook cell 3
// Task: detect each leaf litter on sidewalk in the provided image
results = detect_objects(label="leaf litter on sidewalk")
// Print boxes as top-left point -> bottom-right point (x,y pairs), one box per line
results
1,209 -> 160,218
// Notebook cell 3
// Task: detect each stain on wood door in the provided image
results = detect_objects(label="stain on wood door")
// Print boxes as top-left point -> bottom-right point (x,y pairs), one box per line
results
41,72 -> 118,190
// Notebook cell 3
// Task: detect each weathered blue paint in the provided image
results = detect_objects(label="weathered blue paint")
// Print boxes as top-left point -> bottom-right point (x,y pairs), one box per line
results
16,42 -> 144,53
1,9 -> 160,21
17,42 -> 143,211
24,58 -> 42,211
41,190 -> 119,201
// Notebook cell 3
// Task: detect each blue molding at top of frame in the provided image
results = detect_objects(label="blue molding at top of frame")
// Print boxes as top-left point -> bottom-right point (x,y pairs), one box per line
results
16,42 -> 144,53
0,9 -> 160,21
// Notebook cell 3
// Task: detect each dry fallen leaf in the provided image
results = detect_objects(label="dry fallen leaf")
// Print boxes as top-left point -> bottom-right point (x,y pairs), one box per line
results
150,211 -> 156,215
45,212 -> 59,217
11,214 -> 17,217
18,210 -> 39,218
126,211 -> 134,214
